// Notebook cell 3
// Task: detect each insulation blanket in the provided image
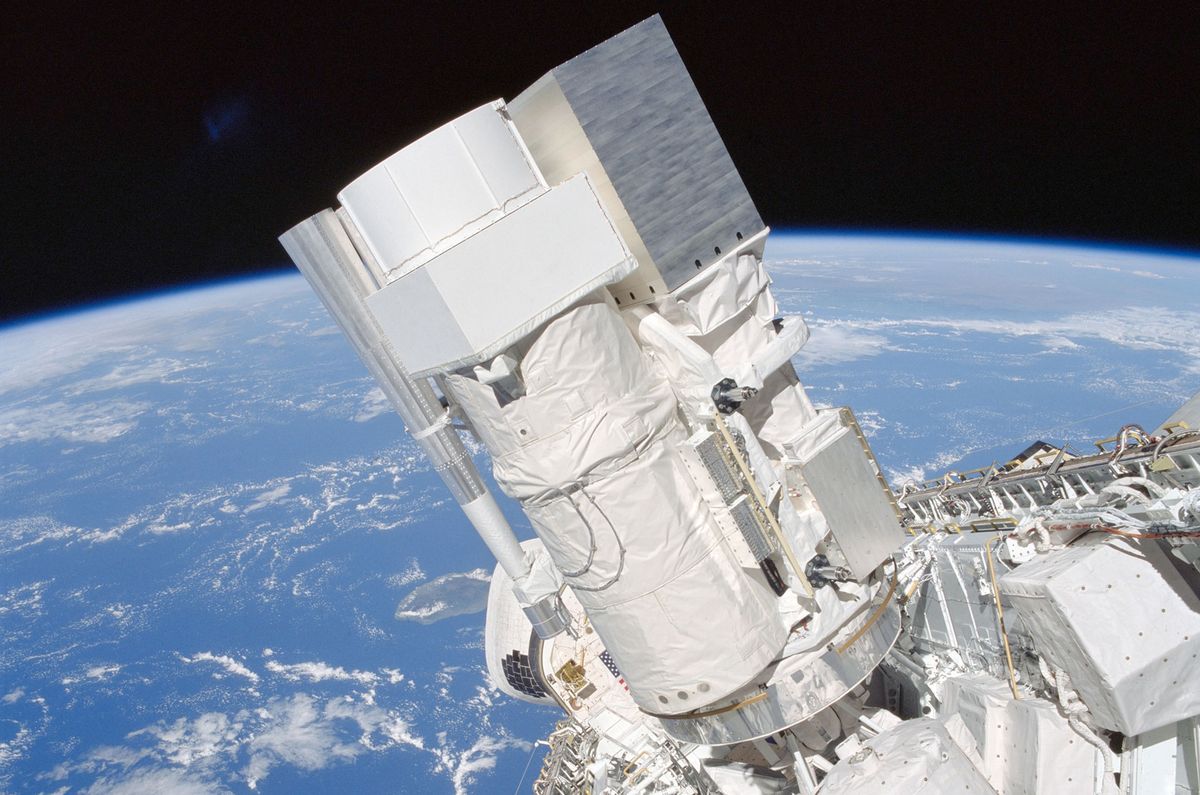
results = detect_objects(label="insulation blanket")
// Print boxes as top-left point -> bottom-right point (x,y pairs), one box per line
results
819,716 -> 996,794
999,535 -> 1200,734
446,296 -> 786,712
659,253 -> 815,455
941,673 -> 1102,795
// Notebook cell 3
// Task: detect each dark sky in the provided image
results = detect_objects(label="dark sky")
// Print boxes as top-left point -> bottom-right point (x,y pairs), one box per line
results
4,2 -> 1198,323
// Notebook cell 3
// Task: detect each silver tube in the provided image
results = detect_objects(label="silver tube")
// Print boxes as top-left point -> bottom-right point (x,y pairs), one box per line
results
279,210 -> 530,578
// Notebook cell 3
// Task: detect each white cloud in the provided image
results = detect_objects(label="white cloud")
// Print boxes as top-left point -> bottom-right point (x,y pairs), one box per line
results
395,601 -> 450,622
243,695 -> 361,788
64,358 -> 194,397
1040,335 -> 1081,351
62,664 -> 121,686
886,448 -> 981,487
1071,262 -> 1121,273
178,652 -> 260,684
0,579 -> 50,618
244,483 -> 292,513
51,691 -> 426,793
794,324 -> 887,367
129,712 -> 242,768
0,399 -> 151,447
854,409 -> 886,437
387,559 -> 426,588
83,766 -> 224,795
437,735 -> 532,795
1069,261 -> 1167,280
87,665 -> 121,680
264,660 -> 379,687
0,274 -> 305,397
0,727 -> 32,770
147,520 -> 193,535
353,387 -> 392,423
242,694 -> 424,789
817,307 -> 1200,371
0,516 -> 91,555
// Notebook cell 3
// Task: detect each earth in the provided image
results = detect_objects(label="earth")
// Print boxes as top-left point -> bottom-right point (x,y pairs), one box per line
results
2,233 -> 1198,794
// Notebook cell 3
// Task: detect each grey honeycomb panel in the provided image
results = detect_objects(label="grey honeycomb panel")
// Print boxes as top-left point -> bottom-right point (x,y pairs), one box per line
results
547,15 -> 764,291
798,429 -> 906,580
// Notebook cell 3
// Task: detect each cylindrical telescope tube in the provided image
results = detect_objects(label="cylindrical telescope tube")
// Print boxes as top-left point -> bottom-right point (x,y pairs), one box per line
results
279,210 -> 531,580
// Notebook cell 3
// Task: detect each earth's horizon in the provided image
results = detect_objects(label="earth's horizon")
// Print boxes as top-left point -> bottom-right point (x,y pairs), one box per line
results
10,230 -> 1200,337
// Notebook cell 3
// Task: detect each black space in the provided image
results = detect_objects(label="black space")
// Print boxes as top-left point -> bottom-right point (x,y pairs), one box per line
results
4,2 -> 1198,323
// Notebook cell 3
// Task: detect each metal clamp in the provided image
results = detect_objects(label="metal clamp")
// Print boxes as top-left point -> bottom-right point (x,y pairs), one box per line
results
409,407 -> 456,440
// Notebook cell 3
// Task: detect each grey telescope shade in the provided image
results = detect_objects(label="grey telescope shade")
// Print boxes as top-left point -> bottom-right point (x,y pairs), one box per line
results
508,14 -> 765,295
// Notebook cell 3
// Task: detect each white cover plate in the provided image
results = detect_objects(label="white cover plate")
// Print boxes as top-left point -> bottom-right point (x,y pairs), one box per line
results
339,102 -> 543,275
366,174 -> 635,375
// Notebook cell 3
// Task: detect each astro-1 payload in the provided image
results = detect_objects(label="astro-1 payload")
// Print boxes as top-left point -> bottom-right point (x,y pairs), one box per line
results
281,15 -> 1200,794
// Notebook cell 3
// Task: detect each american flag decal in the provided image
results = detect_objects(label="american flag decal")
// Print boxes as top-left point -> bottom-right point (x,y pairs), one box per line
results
600,650 -> 630,691
600,650 -> 621,678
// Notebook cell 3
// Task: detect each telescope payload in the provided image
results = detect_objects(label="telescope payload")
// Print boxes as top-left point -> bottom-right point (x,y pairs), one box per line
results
281,15 -> 1200,794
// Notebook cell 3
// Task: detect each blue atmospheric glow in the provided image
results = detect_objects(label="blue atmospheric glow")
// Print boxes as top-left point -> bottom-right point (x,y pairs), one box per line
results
11,231 -> 1197,335
0,268 -> 296,333
770,228 -> 1200,261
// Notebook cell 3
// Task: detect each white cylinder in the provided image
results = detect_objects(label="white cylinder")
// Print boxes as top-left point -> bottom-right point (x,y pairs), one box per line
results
444,296 -> 787,714
338,102 -> 546,278
460,492 -> 531,585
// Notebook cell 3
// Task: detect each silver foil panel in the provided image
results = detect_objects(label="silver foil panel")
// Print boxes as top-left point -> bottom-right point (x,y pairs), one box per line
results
509,15 -> 764,297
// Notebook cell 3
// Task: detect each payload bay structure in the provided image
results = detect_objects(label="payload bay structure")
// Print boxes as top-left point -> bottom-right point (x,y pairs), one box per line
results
280,15 -> 1200,794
